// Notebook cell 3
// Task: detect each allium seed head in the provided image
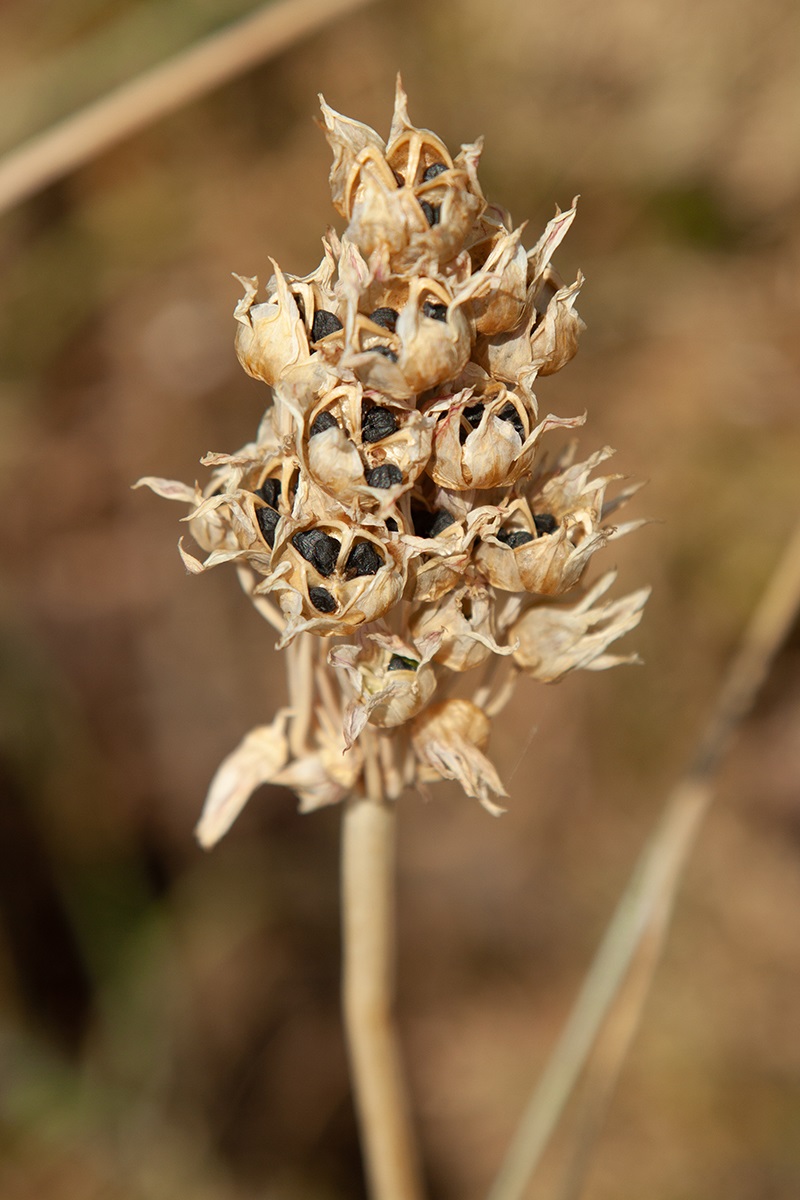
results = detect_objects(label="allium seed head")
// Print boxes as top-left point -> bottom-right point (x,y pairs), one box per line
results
138,82 -> 648,842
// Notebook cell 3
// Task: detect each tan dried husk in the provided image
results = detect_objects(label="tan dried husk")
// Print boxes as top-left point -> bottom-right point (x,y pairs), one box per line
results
140,83 -> 648,838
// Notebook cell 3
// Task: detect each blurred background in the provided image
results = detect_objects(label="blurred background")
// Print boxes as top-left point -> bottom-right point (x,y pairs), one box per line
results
1,1 -> 799,1197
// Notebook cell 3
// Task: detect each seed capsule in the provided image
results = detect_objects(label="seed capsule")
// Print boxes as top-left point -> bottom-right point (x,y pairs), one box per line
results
292,529 -> 341,577
309,586 -> 337,613
361,404 -> 399,443
345,541 -> 383,578
365,464 -> 403,489
311,309 -> 343,342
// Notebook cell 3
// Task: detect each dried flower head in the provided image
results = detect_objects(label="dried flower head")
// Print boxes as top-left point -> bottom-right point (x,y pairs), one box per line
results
138,81 -> 648,842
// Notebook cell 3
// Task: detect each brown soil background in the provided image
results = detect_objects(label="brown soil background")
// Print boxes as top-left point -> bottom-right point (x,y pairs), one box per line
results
1,2 -> 799,1197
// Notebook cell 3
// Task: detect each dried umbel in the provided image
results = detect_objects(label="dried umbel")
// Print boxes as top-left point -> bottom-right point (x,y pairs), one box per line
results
138,79 -> 648,843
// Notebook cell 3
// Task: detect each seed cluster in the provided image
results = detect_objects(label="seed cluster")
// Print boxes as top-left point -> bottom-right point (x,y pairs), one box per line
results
139,82 -> 648,844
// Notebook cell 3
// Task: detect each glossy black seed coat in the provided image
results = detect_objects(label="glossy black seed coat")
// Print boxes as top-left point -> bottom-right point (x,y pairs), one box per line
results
371,345 -> 398,362
498,402 -> 525,440
365,463 -> 403,489
419,201 -> 440,226
292,529 -> 341,577
388,654 -> 419,672
344,541 -> 383,578
309,586 -> 337,613
422,301 -> 448,322
311,309 -> 342,342
256,478 -> 281,508
362,404 -> 398,443
497,529 -> 534,549
309,410 -> 338,437
256,506 -> 280,547
386,518 -> 399,532
421,162 -> 447,181
369,307 -> 399,332
533,512 -> 558,536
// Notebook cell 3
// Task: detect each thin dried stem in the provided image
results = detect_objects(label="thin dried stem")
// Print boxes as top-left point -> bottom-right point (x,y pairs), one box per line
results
487,513 -> 800,1200
341,744 -> 424,1200
0,0 -> 378,217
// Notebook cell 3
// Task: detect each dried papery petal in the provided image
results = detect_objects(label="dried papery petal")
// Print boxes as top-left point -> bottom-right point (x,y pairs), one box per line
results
319,96 -> 387,217
412,699 -> 507,814
510,571 -> 650,682
466,224 -> 528,335
409,579 -> 514,672
234,266 -> 308,386
195,712 -> 290,847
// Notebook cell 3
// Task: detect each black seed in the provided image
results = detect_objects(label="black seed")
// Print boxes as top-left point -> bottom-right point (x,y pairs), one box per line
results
369,306 -> 399,332
430,509 -> 456,536
422,162 -> 447,182
344,541 -> 383,578
460,402 -> 485,443
256,506 -> 280,547
309,586 -> 337,613
420,201 -> 440,226
365,463 -> 403,489
533,512 -> 558,536
311,309 -> 342,342
388,654 -> 419,672
498,401 -> 525,440
497,529 -> 534,549
310,410 -> 338,437
362,404 -> 398,443
292,529 -> 341,577
422,300 -> 448,322
386,518 -> 398,532
256,478 -> 281,508
463,403 -> 485,429
413,506 -> 455,538
371,345 -> 398,362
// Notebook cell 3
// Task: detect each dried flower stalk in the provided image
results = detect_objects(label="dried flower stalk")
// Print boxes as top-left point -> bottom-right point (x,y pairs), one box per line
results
139,80 -> 648,1199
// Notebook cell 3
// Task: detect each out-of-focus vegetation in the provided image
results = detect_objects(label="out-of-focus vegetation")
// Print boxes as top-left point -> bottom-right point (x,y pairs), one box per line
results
1,2 -> 799,1198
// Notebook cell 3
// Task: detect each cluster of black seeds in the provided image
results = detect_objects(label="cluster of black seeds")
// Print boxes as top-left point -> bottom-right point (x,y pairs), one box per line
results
293,529 -> 341,576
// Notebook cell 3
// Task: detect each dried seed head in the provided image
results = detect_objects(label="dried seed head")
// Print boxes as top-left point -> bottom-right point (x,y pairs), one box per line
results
141,83 -> 648,832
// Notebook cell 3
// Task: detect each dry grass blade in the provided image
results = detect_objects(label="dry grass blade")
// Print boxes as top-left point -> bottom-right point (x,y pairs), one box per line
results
487,513 -> 800,1200
0,0 -> 378,217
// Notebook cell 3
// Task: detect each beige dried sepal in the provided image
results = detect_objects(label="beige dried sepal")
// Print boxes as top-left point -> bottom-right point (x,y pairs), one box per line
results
195,712 -> 291,847
409,579 -> 515,672
511,571 -> 650,681
412,699 -> 507,815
